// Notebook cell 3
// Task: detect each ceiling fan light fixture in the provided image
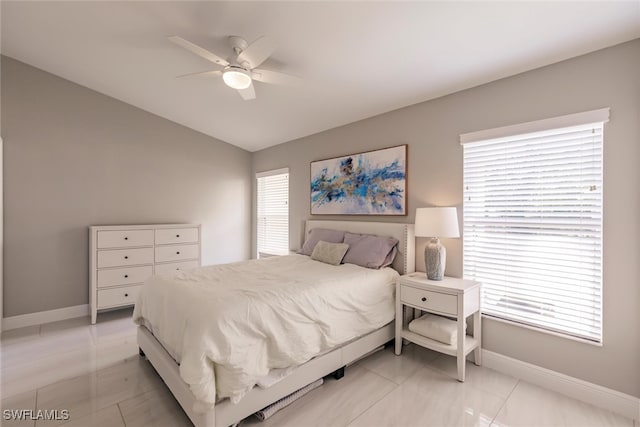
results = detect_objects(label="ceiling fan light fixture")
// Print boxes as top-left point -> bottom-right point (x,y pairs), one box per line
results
222,67 -> 252,90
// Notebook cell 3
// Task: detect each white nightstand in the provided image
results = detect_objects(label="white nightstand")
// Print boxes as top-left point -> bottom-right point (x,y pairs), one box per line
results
395,272 -> 481,382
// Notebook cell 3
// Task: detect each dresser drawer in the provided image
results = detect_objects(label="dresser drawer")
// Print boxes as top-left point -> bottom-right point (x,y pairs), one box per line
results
97,229 -> 153,249
155,244 -> 199,263
97,284 -> 142,309
401,285 -> 458,316
97,265 -> 153,288
97,247 -> 154,268
155,228 -> 199,245
155,260 -> 200,274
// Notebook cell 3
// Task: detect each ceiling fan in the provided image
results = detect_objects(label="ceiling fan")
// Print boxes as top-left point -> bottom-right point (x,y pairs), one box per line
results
169,35 -> 300,100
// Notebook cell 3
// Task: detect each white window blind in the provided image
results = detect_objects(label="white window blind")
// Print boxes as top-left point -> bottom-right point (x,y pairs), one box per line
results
257,169 -> 289,258
462,118 -> 604,343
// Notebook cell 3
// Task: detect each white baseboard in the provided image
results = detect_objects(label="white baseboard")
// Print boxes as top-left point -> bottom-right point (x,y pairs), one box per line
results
483,349 -> 640,421
2,304 -> 90,331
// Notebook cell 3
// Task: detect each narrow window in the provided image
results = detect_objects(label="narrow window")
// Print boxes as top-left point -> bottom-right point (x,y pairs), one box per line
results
256,168 -> 289,258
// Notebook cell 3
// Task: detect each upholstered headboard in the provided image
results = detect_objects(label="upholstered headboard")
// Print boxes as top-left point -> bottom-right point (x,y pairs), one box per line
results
304,220 -> 415,275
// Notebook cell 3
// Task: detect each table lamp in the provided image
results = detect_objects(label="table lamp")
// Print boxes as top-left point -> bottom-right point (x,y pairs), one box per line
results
415,207 -> 460,280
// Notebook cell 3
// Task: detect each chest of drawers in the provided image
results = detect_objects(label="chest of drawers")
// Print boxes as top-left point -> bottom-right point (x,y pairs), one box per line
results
89,224 -> 201,324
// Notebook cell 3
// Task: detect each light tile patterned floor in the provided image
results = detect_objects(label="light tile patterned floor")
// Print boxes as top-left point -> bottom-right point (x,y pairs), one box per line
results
0,310 -> 635,427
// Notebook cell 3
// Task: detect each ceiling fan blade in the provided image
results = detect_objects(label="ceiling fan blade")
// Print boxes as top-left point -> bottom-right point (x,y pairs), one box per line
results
168,36 -> 229,67
176,70 -> 223,79
237,36 -> 277,69
252,69 -> 301,86
237,82 -> 256,101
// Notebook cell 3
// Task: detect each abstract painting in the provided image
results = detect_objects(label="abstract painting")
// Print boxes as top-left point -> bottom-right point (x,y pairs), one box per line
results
310,145 -> 407,215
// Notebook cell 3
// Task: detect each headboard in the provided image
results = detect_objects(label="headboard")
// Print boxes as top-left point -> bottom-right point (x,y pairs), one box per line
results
304,220 -> 415,275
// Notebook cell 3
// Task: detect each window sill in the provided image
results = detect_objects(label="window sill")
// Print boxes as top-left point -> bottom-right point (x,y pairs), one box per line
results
481,313 -> 603,347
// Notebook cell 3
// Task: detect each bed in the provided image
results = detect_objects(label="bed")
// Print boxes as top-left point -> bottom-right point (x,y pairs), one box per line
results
135,220 -> 415,427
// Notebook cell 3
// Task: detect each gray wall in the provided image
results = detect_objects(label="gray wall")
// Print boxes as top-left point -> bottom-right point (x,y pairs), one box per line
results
2,56 -> 252,317
252,39 -> 640,397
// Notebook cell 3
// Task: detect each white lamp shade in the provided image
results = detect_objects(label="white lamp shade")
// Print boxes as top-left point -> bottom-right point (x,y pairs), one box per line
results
415,207 -> 460,238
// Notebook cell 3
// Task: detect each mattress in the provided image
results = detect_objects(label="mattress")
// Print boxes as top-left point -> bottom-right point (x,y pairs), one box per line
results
132,254 -> 398,408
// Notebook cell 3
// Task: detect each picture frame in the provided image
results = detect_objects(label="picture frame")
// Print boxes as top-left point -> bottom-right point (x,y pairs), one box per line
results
310,144 -> 407,215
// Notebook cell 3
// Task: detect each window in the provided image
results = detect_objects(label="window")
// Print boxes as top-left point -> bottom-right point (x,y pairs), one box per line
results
256,168 -> 289,258
461,109 -> 608,343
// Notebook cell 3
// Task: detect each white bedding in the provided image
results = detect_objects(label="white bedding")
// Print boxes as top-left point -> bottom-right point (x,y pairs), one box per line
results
132,254 -> 398,408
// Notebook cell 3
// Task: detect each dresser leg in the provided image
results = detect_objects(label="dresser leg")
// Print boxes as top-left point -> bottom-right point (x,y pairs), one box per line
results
457,354 -> 466,382
91,311 -> 97,325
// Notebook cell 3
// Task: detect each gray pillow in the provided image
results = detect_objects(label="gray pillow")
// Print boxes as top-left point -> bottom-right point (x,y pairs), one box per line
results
380,245 -> 399,269
342,232 -> 399,269
298,228 -> 346,256
310,241 -> 350,266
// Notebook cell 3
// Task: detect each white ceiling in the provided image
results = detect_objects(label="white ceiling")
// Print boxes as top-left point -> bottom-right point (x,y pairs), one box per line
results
2,1 -> 639,152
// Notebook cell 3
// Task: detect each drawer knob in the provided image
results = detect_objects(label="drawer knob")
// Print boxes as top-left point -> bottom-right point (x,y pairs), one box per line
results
176,251 -> 180,255
124,237 -> 128,240
125,293 -> 129,297
124,275 -> 128,278
176,234 -> 180,238
421,297 -> 428,302
124,256 -> 129,260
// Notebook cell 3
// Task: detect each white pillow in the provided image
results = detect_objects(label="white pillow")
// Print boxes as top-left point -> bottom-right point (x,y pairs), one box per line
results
310,241 -> 349,266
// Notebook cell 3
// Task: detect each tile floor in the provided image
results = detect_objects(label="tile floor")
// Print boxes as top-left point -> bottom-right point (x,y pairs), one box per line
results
0,310 -> 635,427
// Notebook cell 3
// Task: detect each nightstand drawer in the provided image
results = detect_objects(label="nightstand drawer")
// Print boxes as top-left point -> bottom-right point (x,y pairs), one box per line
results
97,284 -> 142,308
401,285 -> 457,315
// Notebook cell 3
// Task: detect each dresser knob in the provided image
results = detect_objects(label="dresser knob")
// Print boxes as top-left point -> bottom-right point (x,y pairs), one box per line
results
124,237 -> 128,240
124,256 -> 129,260
124,275 -> 128,278
176,251 -> 180,255
421,297 -> 427,302
176,234 -> 180,238
125,293 -> 129,297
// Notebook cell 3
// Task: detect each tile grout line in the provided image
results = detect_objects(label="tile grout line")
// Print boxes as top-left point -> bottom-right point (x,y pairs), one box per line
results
1,327 -> 135,388
117,401 -> 128,427
415,361 -> 513,405
2,330 -> 98,374
2,345 -> 137,402
359,346 -> 442,386
489,378 -> 520,426
357,357 -> 411,387
344,374 -> 399,427
33,385 -> 39,427
2,315 -> 139,424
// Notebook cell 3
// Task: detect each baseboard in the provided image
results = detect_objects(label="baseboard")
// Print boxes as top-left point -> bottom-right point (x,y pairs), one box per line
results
483,349 -> 640,421
2,304 -> 90,332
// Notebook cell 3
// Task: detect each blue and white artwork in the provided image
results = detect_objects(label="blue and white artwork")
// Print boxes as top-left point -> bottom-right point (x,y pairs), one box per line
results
310,145 -> 407,215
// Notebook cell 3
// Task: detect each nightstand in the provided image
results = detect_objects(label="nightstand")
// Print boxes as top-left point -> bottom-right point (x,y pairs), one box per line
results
395,273 -> 481,382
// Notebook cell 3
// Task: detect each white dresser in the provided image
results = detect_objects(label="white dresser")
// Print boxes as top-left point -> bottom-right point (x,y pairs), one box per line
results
89,224 -> 201,324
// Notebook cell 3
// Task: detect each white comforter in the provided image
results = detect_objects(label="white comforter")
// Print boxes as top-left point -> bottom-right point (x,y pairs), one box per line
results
132,254 -> 398,408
